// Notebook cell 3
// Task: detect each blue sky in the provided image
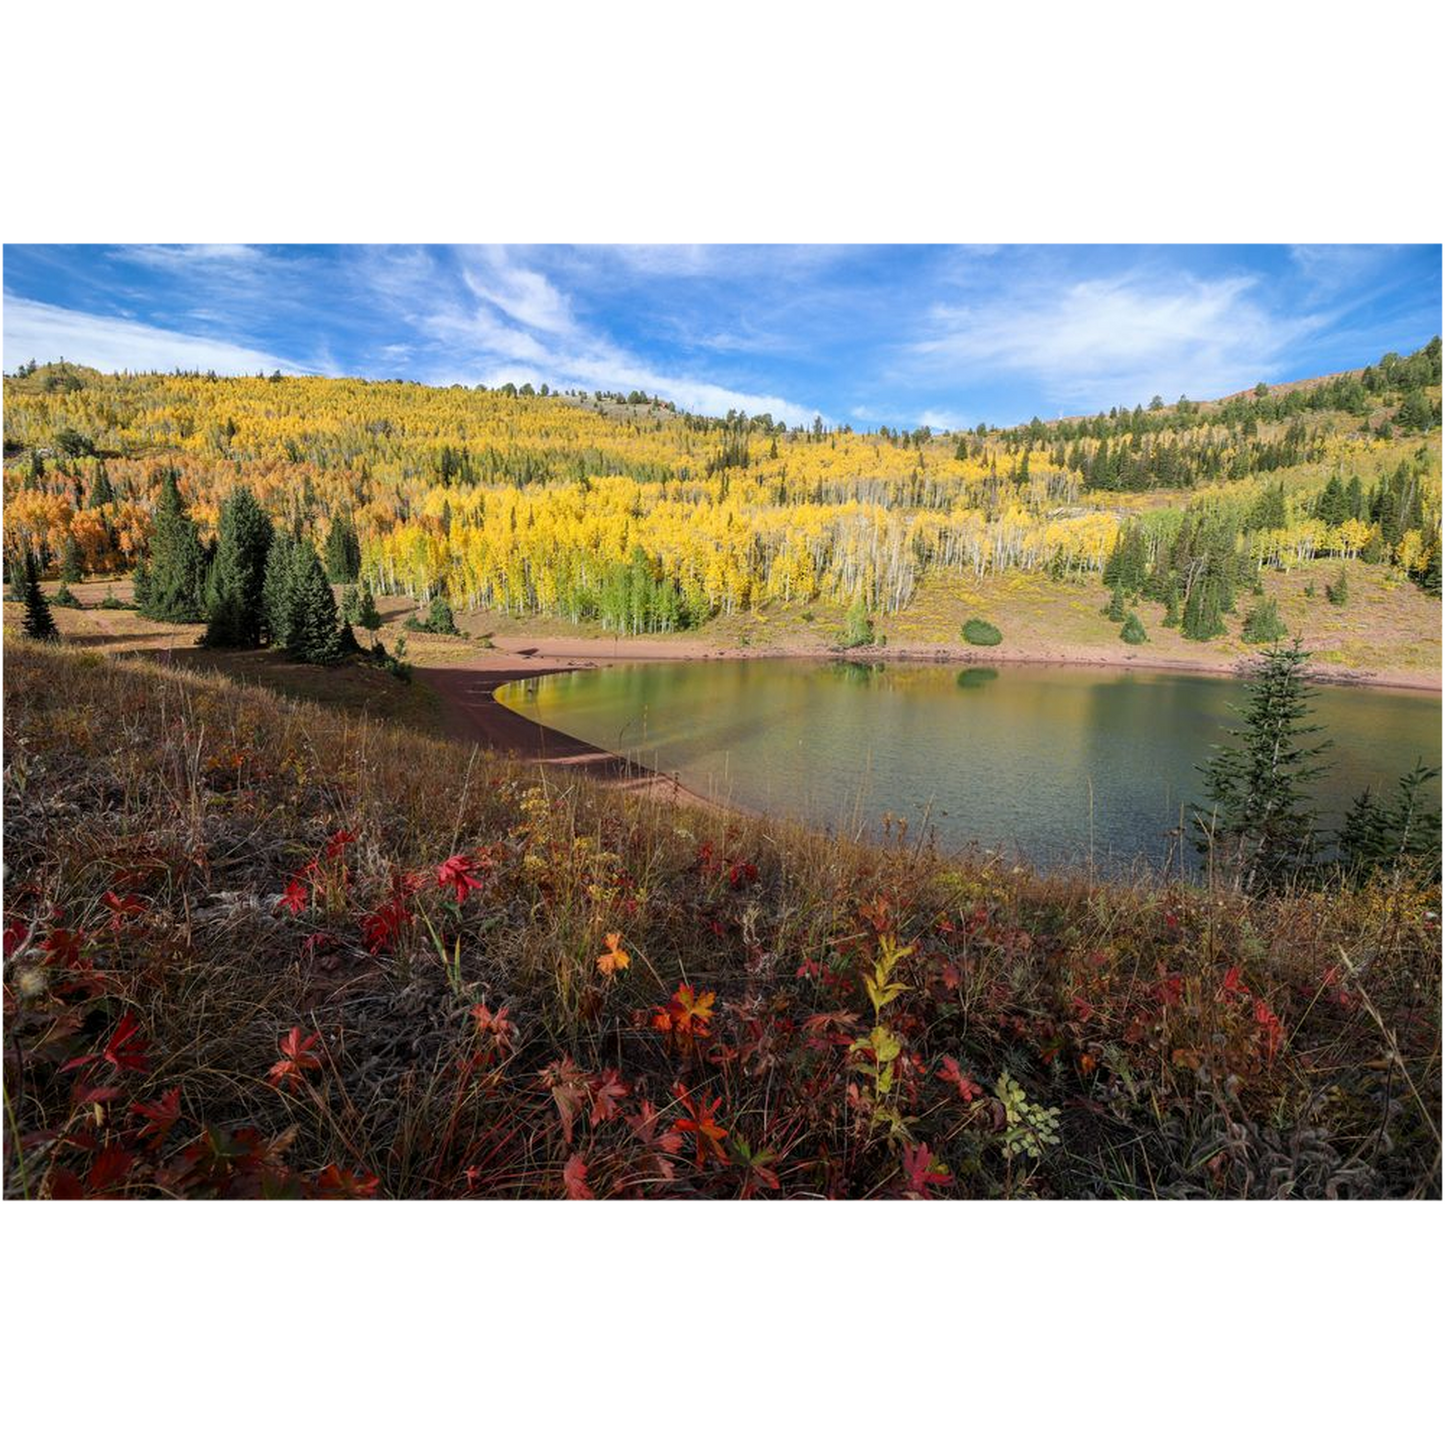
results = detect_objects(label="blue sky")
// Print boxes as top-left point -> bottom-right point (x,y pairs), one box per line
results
3,244 -> 1439,429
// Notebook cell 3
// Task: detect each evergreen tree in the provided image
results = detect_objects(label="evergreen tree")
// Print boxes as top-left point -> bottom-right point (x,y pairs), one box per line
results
60,534 -> 83,583
287,546 -> 344,664
323,512 -> 362,583
1162,579 -> 1181,628
1337,763 -> 1441,883
1120,612 -> 1148,645
342,578 -> 383,638
140,469 -> 206,622
1325,568 -> 1349,607
1344,476 -> 1364,520
1246,482 -> 1287,532
1193,640 -> 1331,893
19,551 -> 59,641
131,560 -> 151,611
1104,584 -> 1127,623
1395,390 -> 1439,432
203,486 -> 275,647
1181,572 -> 1226,640
263,532 -> 306,650
91,458 -> 115,507
1315,475 -> 1348,526
1241,597 -> 1287,644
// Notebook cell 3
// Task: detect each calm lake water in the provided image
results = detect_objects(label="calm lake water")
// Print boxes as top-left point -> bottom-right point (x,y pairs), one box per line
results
497,660 -> 1442,871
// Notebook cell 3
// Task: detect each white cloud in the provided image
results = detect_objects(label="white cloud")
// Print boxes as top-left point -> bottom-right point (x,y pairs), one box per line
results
366,247 -> 823,424
904,272 -> 1325,407
460,248 -> 576,334
115,244 -> 267,271
3,295 -> 313,376
916,409 -> 969,432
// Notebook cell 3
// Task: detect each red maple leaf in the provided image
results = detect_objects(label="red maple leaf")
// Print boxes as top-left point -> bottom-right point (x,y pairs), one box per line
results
267,1028 -> 323,1093
361,896 -> 413,954
938,1056 -> 982,1102
900,1142 -> 951,1198
130,1087 -> 183,1148
589,1067 -> 630,1125
101,891 -> 148,930
87,1144 -> 136,1194
627,1099 -> 684,1156
277,876 -> 310,915
313,1163 -> 379,1198
325,829 -> 358,860
562,1153 -> 595,1199
653,983 -> 717,1039
540,1058 -> 590,1145
672,1084 -> 728,1166
437,853 -> 485,904
65,1012 -> 151,1076
42,927 -> 85,971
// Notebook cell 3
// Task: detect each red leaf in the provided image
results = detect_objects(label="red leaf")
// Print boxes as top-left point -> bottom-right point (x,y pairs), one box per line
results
437,853 -> 486,904
87,1145 -> 135,1194
131,1087 -> 183,1147
49,1168 -> 84,1200
267,1028 -> 323,1092
277,877 -> 310,915
562,1154 -> 595,1200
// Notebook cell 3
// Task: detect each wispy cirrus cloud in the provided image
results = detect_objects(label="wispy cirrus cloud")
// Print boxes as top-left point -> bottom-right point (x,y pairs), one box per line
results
2,294 -> 316,376
902,270 -> 1327,411
112,244 -> 268,271
363,245 -> 823,423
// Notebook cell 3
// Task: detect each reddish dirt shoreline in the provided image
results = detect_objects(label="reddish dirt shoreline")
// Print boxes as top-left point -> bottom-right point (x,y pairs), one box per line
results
417,656 -> 720,809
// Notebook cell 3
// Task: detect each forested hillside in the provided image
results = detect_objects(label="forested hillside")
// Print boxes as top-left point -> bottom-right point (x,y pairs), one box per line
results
3,339 -> 1440,641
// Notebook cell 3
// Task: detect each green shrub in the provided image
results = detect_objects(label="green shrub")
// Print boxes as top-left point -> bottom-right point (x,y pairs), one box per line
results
962,618 -> 1002,646
405,595 -> 462,636
1241,598 -> 1287,644
1120,612 -> 1148,645
1325,568 -> 1349,607
52,583 -> 84,609
837,594 -> 874,648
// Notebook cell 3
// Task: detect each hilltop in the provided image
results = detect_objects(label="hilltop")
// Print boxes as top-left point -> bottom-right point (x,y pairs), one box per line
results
3,337 -> 1440,686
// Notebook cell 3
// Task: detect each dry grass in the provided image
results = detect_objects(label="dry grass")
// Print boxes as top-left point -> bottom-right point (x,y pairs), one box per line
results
4,639 -> 1440,1199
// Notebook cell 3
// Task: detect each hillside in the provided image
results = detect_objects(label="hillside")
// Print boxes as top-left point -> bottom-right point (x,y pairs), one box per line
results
3,639 -> 1439,1199
2,341 -> 1441,686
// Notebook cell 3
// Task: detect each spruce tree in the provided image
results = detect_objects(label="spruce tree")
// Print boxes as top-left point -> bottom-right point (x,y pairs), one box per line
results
1193,640 -> 1331,893
323,513 -> 362,583
1182,572 -> 1226,640
1325,568 -> 1349,607
20,551 -> 60,640
262,533 -> 306,650
1120,612 -> 1148,645
91,458 -> 115,507
341,578 -> 383,639
140,469 -> 206,622
203,486 -> 275,647
1162,579 -> 1181,628
60,534 -> 83,584
1315,476 -> 1347,526
1241,597 -> 1287,644
287,546 -> 344,664
130,560 -> 151,611
1337,763 -> 1442,883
